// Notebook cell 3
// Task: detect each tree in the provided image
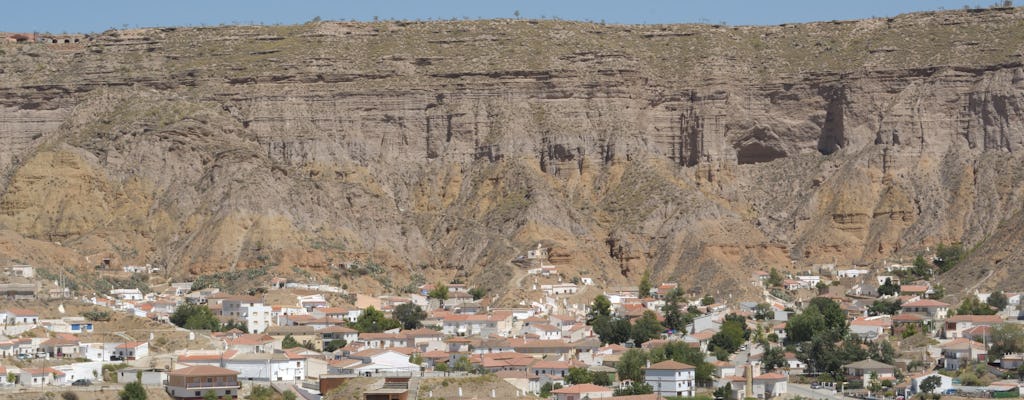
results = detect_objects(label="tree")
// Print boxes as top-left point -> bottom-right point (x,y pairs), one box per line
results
808,297 -> 847,332
919,375 -> 942,396
753,303 -> 775,320
912,255 -> 933,279
428,283 -> 449,306
202,390 -> 218,400
613,381 -> 653,396
868,371 -> 882,396
711,318 -> 746,353
867,299 -> 902,316
761,345 -> 786,372
119,381 -> 147,400
592,315 -> 631,345
714,383 -> 733,400
955,297 -> 996,316
593,371 -> 612,386
701,295 -> 715,306
934,243 -> 966,273
785,305 -> 826,344
566,367 -> 594,384
766,268 -> 784,287
630,310 -> 664,345
468,287 -> 487,300
877,278 -> 898,296
393,303 -> 427,330
540,382 -> 562,398
249,385 -> 275,400
351,306 -> 401,333
323,339 -> 347,352
283,392 -> 297,400
169,303 -> 219,331
662,293 -> 691,332
453,355 -> 472,371
617,349 -> 648,382
282,334 -> 301,349
990,323 -> 1024,359
638,269 -> 652,298
587,295 -> 612,323
816,281 -> 829,294
513,9 -> 521,18
988,291 -> 1009,311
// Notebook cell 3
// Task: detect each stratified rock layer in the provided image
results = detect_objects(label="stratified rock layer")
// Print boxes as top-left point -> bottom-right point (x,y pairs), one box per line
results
2,9 -> 1024,297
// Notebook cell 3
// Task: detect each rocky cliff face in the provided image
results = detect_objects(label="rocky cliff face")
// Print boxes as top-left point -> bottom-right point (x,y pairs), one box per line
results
2,9 -> 1024,298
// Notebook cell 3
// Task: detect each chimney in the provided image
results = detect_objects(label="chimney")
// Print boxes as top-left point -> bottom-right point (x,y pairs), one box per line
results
745,364 -> 753,398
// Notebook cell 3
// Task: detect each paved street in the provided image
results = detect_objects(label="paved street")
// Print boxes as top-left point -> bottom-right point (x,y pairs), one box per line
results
788,383 -> 847,400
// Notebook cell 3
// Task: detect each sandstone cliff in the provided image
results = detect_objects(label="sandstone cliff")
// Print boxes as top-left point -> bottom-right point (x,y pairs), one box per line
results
2,8 -> 1024,298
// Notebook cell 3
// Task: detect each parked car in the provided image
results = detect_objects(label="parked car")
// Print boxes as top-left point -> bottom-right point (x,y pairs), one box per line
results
810,383 -> 821,389
16,353 -> 31,360
71,379 -> 91,386
34,352 -> 48,359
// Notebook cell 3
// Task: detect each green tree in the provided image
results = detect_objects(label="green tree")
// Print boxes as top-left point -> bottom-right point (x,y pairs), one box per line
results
912,255 -> 933,279
808,297 -> 847,332
593,371 -> 612,386
638,269 -> 652,298
283,391 -> 297,400
701,295 -> 716,306
867,299 -> 902,316
428,283 -> 449,306
711,318 -> 746,353
351,306 -> 401,333
282,334 -> 301,349
118,381 -> 147,400
714,383 -> 733,399
766,268 -> 784,287
613,381 -> 653,396
955,297 -> 995,316
393,303 -> 427,330
662,292 -> 691,332
929,284 -> 945,300
753,303 -> 775,320
587,295 -> 612,323
592,315 -> 631,345
919,375 -> 942,396
990,323 -> 1024,359
169,304 -> 219,331
630,310 -> 664,345
761,345 -> 786,372
202,390 -> 217,400
877,278 -> 898,296
453,355 -> 472,371
566,367 -> 594,384
617,349 -> 648,382
248,385 -> 275,400
323,339 -> 347,352
539,382 -> 562,398
988,291 -> 1009,311
468,287 -> 487,300
934,243 -> 965,273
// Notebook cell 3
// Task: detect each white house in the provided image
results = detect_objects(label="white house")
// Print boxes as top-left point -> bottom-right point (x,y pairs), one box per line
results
907,373 -> 954,396
336,349 -> 419,376
223,352 -> 306,382
837,269 -> 869,278
221,296 -> 273,333
111,288 -> 144,302
644,360 -> 696,397
115,341 -> 149,360
3,308 -> 39,325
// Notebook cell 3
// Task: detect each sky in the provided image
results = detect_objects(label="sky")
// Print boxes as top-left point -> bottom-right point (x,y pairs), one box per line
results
0,0 -> 998,34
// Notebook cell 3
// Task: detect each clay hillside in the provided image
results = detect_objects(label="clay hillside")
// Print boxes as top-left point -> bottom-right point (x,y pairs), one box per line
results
2,8 -> 1024,300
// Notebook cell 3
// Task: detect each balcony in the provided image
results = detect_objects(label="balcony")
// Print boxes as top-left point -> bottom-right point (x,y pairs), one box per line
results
176,381 -> 240,390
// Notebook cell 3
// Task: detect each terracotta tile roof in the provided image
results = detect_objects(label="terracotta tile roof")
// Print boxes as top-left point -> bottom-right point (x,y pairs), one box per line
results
946,315 -> 1002,323
169,365 -> 239,377
851,317 -> 892,327
892,313 -> 925,322
116,341 -> 147,349
902,299 -> 950,307
646,360 -> 695,370
551,383 -> 613,394
178,350 -> 238,361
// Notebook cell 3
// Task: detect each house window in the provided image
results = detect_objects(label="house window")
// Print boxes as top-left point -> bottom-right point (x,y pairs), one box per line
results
195,391 -> 201,396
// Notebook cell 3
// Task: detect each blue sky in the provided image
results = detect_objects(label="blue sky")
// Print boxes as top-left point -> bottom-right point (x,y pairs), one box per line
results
1,0 -> 995,34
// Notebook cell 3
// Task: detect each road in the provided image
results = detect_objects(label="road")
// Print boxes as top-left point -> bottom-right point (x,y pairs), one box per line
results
789,383 -> 846,400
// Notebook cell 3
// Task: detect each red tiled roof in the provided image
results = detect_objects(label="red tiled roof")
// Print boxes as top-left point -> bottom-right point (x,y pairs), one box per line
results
551,383 -> 613,394
169,365 -> 239,377
646,360 -> 695,370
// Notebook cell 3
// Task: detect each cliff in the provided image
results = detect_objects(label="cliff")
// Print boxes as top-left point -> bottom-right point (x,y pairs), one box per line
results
2,8 -> 1024,298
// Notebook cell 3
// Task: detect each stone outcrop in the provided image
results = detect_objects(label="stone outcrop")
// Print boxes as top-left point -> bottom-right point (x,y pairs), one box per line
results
1,9 -> 1024,297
